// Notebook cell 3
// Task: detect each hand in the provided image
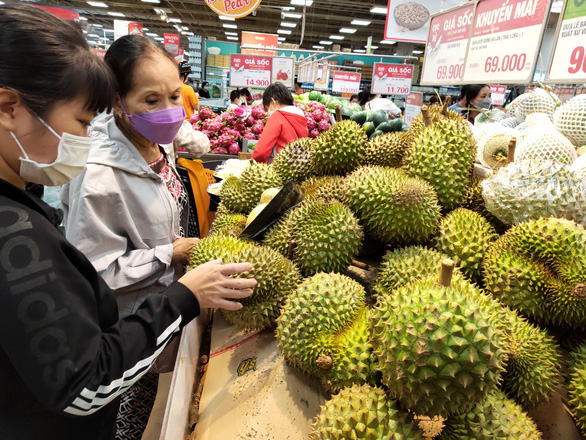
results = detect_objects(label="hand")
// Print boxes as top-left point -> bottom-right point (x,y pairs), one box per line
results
178,259 -> 256,311
172,238 -> 200,265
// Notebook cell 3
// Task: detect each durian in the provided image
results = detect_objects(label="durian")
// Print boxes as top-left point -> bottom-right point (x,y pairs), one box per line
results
277,273 -> 376,391
301,175 -> 346,203
344,166 -> 441,243
272,137 -> 314,182
460,176 -> 508,234
554,94 -> 586,147
363,131 -> 412,168
513,87 -> 560,121
189,235 -> 254,267
210,211 -> 247,237
310,384 -> 422,440
408,103 -> 465,135
568,364 -> 586,435
310,120 -> 367,175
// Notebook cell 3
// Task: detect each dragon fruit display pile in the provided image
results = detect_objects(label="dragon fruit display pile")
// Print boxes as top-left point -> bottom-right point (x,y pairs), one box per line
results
295,101 -> 331,138
190,104 -> 267,155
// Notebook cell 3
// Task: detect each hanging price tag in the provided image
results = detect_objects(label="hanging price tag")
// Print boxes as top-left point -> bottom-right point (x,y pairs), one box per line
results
331,72 -> 362,94
371,64 -> 414,96
229,54 -> 272,88
403,92 -> 423,125
490,85 -> 508,106
421,3 -> 476,86
462,0 -> 552,84
546,0 -> 586,84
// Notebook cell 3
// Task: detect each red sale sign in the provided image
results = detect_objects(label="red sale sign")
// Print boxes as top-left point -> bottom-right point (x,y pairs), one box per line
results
371,64 -> 414,96
404,92 -> 423,125
421,3 -> 475,85
490,85 -> 507,106
229,54 -> 272,88
462,0 -> 552,84
164,33 -> 180,56
128,22 -> 144,36
332,72 -> 362,95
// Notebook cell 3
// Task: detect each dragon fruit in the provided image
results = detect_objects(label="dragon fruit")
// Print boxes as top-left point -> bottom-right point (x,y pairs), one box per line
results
208,120 -> 223,132
244,132 -> 256,140
245,116 -> 255,127
229,143 -> 240,155
189,114 -> 202,124
199,107 -> 216,120
233,106 -> 248,119
309,129 -> 320,139
251,104 -> 266,120
318,119 -> 330,132
252,123 -> 264,135
212,146 -> 229,155
311,110 -> 324,122
306,118 -> 317,130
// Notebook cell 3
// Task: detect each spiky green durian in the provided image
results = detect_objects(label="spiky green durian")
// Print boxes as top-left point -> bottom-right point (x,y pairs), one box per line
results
439,390 -> 542,440
460,176 -> 508,234
210,211 -> 247,237
301,175 -> 346,203
484,217 -> 586,327
404,118 -> 476,210
567,345 -> 586,380
370,275 -> 506,417
408,104 -> 467,136
363,131 -> 412,168
272,137 -> 314,183
219,162 -> 282,214
263,203 -> 310,256
434,208 -> 498,282
189,235 -> 254,268
277,273 -> 376,391
567,345 -> 586,434
310,120 -> 367,175
310,384 -> 423,440
343,166 -> 441,243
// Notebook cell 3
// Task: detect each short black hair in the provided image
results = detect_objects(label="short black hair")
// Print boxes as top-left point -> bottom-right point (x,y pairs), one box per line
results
429,95 -> 440,104
0,4 -> 114,117
350,94 -> 359,101
239,88 -> 251,98
262,82 -> 293,109
358,87 -> 376,107
105,35 -> 178,98
202,81 -> 209,87
295,81 -> 302,88
230,90 -> 241,102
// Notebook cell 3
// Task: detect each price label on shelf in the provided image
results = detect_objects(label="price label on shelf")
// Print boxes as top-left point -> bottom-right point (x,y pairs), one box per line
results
421,3 -> 476,86
331,72 -> 362,94
546,0 -> 586,84
272,57 -> 294,89
462,0 -> 552,84
371,63 -> 414,96
490,85 -> 508,106
403,92 -> 423,126
229,54 -> 272,89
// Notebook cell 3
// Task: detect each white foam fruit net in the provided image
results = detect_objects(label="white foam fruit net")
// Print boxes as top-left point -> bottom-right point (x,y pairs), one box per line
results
554,94 -> 586,147
482,160 -> 586,227
472,123 -> 500,163
570,154 -> 586,181
480,130 -> 516,169
475,109 -> 507,125
514,88 -> 560,121
499,117 -> 523,129
516,113 -> 577,165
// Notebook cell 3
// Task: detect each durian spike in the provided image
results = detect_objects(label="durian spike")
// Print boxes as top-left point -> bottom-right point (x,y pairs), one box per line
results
421,106 -> 432,127
440,98 -> 450,116
438,258 -> 455,288
335,105 -> 342,123
507,138 -> 517,164
445,95 -> 452,107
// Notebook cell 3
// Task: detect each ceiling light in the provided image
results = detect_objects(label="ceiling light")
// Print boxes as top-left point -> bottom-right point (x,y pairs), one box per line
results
79,16 -> 88,20
351,19 -> 371,26
219,16 -> 235,21
366,45 -> 379,49
340,28 -> 357,33
155,37 -> 164,41
320,40 -> 333,45
313,45 -> 325,49
146,33 -> 158,37
413,50 -> 424,54
168,18 -> 182,23
277,29 -> 292,34
281,22 -> 297,27
91,24 -> 103,27
291,0 -> 313,5
329,35 -> 344,40
181,31 -> 194,35
380,40 -> 396,44
141,0 -> 161,3
283,12 -> 302,18
87,1 -> 108,7
107,12 -> 125,17
99,36 -> 110,40
278,37 -> 286,41
160,15 -> 167,21
226,36 -> 239,41
83,30 -> 88,33
225,31 -> 238,36
142,28 -> 149,31
354,49 -> 366,53
370,6 -> 387,14
88,34 -> 100,38
282,6 -> 295,10
181,26 -> 189,30
223,24 -> 238,29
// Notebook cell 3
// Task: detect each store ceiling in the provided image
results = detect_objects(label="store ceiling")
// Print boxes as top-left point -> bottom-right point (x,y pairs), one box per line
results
36,0 -> 412,55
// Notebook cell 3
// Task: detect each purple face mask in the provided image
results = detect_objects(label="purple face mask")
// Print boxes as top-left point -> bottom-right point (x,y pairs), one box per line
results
119,96 -> 186,144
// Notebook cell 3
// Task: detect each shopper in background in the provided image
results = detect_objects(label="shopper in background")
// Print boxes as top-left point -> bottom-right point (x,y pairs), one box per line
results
359,86 -> 402,118
294,81 -> 304,96
227,89 -> 241,111
350,94 -> 360,104
252,82 -> 308,163
179,60 -> 200,120
59,35 -> 229,440
429,95 -> 443,106
240,87 -> 252,105
0,5 -> 254,440
198,80 -> 210,99
449,84 -> 491,124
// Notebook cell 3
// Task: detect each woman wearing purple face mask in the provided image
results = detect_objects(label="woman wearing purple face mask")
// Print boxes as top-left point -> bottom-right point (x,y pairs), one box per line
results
60,35 -> 212,440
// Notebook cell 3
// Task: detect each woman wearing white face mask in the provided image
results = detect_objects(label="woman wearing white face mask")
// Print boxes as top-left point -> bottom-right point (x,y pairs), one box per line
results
0,6 -> 255,439
448,84 -> 492,124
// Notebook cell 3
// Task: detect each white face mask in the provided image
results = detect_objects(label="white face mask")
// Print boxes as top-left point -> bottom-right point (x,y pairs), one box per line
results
10,117 -> 92,186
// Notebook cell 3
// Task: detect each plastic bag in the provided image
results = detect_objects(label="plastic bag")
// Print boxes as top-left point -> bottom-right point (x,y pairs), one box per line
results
173,120 -> 210,157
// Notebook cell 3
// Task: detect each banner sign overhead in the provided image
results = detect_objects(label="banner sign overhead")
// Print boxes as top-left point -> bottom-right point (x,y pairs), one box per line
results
332,72 -> 362,95
205,0 -> 263,19
230,54 -> 272,88
371,63 -> 414,96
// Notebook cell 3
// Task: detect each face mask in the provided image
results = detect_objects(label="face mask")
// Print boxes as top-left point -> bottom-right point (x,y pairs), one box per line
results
475,97 -> 492,110
10,117 -> 91,187
119,96 -> 186,145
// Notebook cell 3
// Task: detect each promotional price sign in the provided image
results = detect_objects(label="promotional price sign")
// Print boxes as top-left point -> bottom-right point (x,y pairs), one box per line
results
164,33 -> 180,56
421,3 -> 476,86
272,57 -> 294,89
205,0 -> 262,19
371,63 -> 414,96
490,85 -> 508,106
332,72 -> 362,94
546,0 -> 586,84
242,31 -> 278,56
128,22 -> 143,35
229,54 -> 272,88
462,0 -> 552,84
403,92 -> 423,125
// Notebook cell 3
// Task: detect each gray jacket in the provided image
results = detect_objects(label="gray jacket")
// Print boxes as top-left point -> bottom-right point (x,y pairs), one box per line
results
61,115 -> 182,317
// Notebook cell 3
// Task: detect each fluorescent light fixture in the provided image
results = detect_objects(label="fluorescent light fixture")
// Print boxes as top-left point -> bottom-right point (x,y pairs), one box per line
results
413,50 -> 424,54
283,12 -> 302,18
181,31 -> 194,35
168,18 -> 182,23
99,36 -> 110,40
142,28 -> 149,31
319,40 -> 333,45
277,29 -> 292,34
91,24 -> 103,27
291,0 -> 313,5
107,12 -> 125,17
141,0 -> 161,3
87,1 -> 108,7
278,37 -> 286,41
351,19 -> 371,26
82,30 -> 88,34
281,22 -> 297,27
313,45 -> 325,49
366,45 -> 379,49
104,29 -> 115,33
354,49 -> 366,53
79,16 -> 88,20
340,28 -> 357,33
329,35 -> 344,40
155,37 -> 164,41
370,6 -> 387,14
181,26 -> 189,30
88,34 -> 100,38
282,6 -> 295,10
380,39 -> 396,44
225,31 -> 238,36
226,36 -> 239,41
223,24 -> 238,29
219,16 -> 235,21
146,32 -> 158,37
